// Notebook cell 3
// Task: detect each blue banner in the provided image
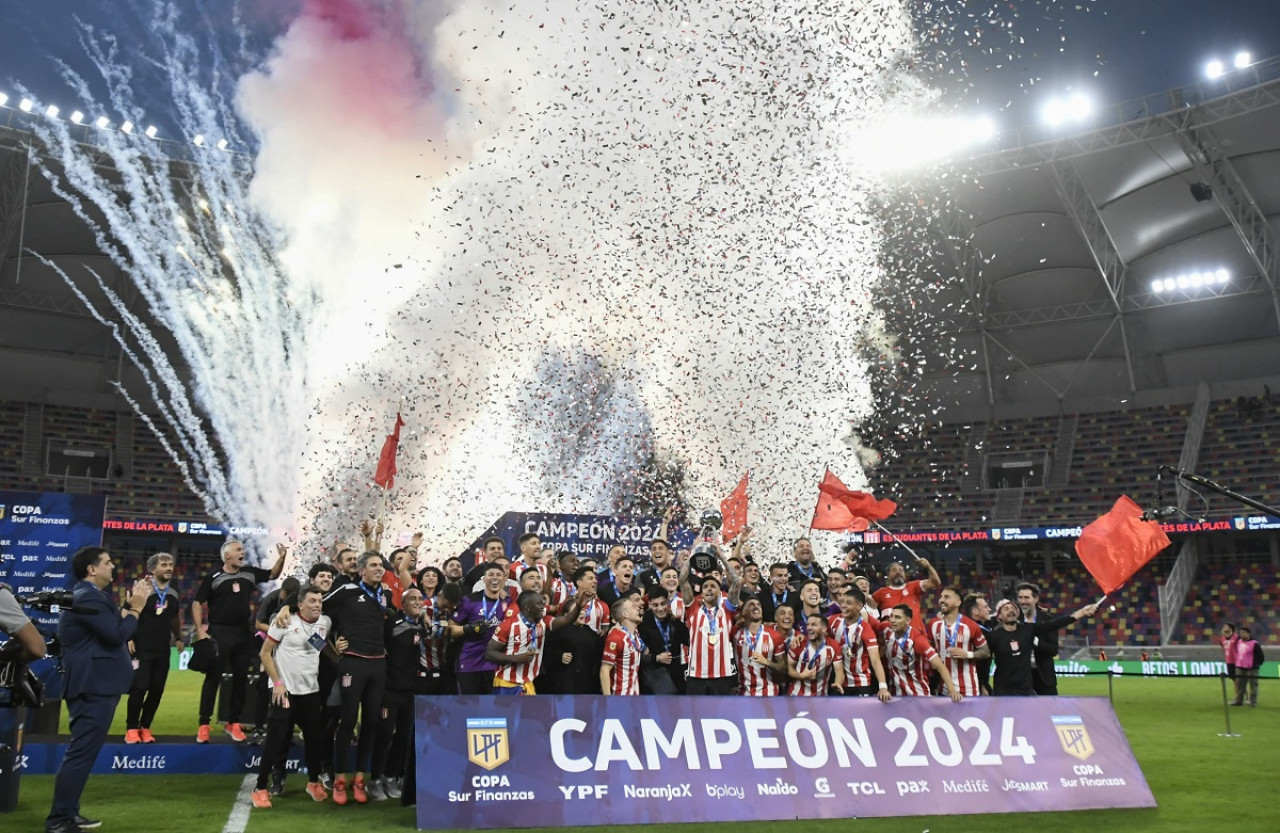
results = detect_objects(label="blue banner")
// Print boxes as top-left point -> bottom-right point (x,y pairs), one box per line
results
413,695 -> 1154,829
18,741 -> 304,775
467,512 -> 695,564
0,490 -> 106,629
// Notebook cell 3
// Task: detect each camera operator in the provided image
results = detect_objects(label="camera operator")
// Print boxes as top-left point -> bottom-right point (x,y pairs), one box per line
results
0,581 -> 46,662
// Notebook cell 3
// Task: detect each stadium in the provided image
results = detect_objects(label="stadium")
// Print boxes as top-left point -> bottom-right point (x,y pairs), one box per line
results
2,1 -> 1279,833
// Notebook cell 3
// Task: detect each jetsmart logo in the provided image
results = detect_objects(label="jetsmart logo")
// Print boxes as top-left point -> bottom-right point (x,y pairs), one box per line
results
112,755 -> 166,770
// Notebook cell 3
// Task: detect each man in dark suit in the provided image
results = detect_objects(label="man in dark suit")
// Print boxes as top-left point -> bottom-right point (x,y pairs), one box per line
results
47,546 -> 148,833
1016,582 -> 1062,695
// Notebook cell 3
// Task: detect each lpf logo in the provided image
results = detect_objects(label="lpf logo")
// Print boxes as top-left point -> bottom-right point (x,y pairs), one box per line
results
1052,715 -> 1094,760
466,717 -> 510,770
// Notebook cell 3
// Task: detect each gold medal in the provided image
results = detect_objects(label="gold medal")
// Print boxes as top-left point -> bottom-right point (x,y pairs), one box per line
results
708,634 -> 718,646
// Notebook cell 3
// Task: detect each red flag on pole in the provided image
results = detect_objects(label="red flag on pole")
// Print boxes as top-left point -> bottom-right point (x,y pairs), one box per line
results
721,473 -> 749,540
810,470 -> 867,532
373,412 -> 405,489
1075,495 -> 1172,594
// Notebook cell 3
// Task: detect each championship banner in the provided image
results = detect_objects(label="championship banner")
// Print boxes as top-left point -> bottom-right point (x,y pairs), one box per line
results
0,490 -> 107,629
467,513 -> 696,564
414,695 -> 1154,829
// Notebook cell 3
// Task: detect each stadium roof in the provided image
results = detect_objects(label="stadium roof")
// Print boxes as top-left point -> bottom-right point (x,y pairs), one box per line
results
914,59 -> 1280,423
3,64 -> 1280,421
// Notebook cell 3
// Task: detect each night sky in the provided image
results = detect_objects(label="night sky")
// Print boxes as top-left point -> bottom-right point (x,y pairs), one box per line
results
3,1 -> 1280,137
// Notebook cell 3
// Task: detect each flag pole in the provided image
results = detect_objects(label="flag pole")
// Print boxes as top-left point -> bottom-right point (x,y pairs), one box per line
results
871,520 -> 925,563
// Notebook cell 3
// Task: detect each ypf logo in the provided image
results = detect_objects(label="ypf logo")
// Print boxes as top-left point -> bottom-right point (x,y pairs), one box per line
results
467,717 -> 510,771
1052,715 -> 1094,761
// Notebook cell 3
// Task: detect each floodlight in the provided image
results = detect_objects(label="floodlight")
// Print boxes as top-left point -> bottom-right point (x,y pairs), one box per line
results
193,134 -> 205,146
1190,182 -> 1213,202
1176,276 -> 1190,290
1206,60 -> 1225,79
1151,279 -> 1165,293
216,138 -> 229,150
19,98 -> 34,112
121,121 -> 134,133
0,93 -> 8,107
45,104 -> 59,118
95,116 -> 110,129
70,110 -> 84,124
144,125 -> 158,138
1041,98 -> 1067,127
1234,52 -> 1252,69
1215,268 -> 1230,283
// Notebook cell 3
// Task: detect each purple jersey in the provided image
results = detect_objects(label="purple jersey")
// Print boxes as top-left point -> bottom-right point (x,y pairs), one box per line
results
452,593 -> 510,674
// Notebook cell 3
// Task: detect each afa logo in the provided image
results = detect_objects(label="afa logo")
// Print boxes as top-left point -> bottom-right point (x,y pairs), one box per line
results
1233,517 -> 1246,530
990,529 -> 1002,541
467,717 -> 510,770
1051,715 -> 1094,761
0,504 -> 5,521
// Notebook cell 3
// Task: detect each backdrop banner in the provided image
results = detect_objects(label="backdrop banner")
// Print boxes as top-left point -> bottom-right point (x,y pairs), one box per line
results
414,695 -> 1155,829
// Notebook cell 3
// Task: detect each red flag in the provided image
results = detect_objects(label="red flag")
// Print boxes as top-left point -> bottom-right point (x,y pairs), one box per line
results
809,470 -> 870,532
720,473 -> 749,540
373,412 -> 405,489
1075,495 -> 1172,594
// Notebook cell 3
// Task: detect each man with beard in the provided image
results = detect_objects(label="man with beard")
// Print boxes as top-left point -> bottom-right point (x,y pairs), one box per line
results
961,592 -> 993,695
507,533 -> 547,584
331,547 -> 359,589
462,538 -> 507,589
871,558 -> 940,631
684,576 -> 737,695
441,556 -> 465,587
828,587 -> 890,700
928,587 -> 990,698
884,604 -> 963,702
124,552 -> 183,744
987,598 -> 1097,696
1017,582 -> 1065,695
638,588 -> 688,694
449,564 -> 511,695
788,614 -> 844,696
759,564 -> 796,623
488,590 -> 583,695
539,567 -> 606,694
786,538 -> 826,595
191,540 -> 286,743
732,597 -> 787,696
549,551 -> 579,609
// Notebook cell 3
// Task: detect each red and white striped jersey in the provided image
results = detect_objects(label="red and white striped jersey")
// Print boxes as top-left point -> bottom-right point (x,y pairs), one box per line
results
564,597 -> 611,635
734,624 -> 783,696
509,559 -> 550,585
788,638 -> 840,697
549,576 -> 575,610
422,608 -> 449,671
829,614 -> 882,688
685,602 -> 736,679
669,595 -> 685,620
491,614 -> 551,686
601,625 -> 645,695
928,614 -> 987,697
885,626 -> 938,696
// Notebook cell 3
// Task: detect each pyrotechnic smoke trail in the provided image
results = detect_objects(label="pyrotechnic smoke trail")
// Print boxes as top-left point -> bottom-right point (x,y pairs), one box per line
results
22,3 -> 311,547
251,0 -> 922,559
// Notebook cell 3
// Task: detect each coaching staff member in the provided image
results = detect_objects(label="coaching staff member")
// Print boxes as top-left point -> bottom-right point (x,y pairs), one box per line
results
192,540 -> 285,743
46,546 -> 148,833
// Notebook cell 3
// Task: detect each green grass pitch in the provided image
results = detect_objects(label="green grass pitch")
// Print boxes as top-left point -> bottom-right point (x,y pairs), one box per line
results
5,674 -> 1277,832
